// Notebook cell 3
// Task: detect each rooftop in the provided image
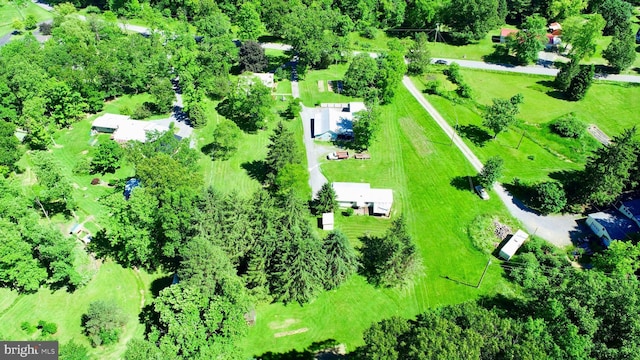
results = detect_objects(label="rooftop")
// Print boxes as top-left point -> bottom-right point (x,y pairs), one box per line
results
589,211 -> 639,241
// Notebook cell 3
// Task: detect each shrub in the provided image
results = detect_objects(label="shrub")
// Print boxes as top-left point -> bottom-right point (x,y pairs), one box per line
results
73,158 -> 91,175
423,80 -> 443,95
85,5 -> 101,13
533,181 -> 567,215
456,83 -> 473,99
344,207 -> 354,217
41,322 -> 58,335
39,22 -> 52,36
133,103 -> 152,119
361,26 -> 377,39
551,114 -> 585,138
91,178 -> 100,185
119,105 -> 132,116
444,62 -> 463,84
21,322 -> 36,335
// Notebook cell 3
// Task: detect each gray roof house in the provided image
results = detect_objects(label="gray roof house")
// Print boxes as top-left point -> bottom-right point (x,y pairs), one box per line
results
311,102 -> 366,141
586,211 -> 639,247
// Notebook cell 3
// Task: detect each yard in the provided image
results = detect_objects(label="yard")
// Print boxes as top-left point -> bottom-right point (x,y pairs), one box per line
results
411,69 -> 640,183
0,261 -> 162,359
0,1 -> 53,37
240,67 -> 515,356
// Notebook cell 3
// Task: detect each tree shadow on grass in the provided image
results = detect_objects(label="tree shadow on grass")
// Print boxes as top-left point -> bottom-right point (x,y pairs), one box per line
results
450,175 -> 477,192
150,275 -> 174,297
457,125 -> 492,147
241,160 -> 268,184
256,339 -> 346,360
482,45 -> 516,65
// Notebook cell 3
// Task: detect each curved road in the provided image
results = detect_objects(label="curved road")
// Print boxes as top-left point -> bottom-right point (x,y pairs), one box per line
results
402,76 -> 580,247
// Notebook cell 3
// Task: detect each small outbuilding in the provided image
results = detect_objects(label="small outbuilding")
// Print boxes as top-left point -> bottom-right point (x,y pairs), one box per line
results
499,230 -> 529,260
322,212 -> 334,230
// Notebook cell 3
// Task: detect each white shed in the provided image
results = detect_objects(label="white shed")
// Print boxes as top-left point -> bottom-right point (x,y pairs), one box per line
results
322,212 -> 334,230
499,230 -> 529,260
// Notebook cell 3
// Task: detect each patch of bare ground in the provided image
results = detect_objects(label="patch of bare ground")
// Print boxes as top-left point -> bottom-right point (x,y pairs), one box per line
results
398,117 -> 434,157
274,328 -> 308,338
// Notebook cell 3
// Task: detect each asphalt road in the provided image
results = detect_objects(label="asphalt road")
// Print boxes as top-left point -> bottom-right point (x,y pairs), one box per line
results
431,58 -> 640,83
402,76 -> 581,247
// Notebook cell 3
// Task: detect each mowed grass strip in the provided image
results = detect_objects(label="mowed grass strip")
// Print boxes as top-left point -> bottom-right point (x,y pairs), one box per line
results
240,79 -> 511,356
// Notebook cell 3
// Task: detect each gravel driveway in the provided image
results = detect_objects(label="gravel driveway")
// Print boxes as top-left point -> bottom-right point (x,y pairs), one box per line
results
403,76 -> 583,247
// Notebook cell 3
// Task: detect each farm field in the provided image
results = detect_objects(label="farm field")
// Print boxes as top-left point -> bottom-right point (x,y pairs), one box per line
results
240,68 -> 515,356
411,69 -> 640,183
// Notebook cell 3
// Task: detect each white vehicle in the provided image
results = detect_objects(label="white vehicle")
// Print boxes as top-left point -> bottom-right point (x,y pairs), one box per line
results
475,185 -> 490,200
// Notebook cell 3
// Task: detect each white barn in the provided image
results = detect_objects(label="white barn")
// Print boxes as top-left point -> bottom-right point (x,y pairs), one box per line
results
499,230 -> 529,260
332,182 -> 393,217
586,211 -> 638,247
311,102 -> 366,141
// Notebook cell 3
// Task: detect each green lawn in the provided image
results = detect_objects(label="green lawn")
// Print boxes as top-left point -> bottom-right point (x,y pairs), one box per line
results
412,69 -> 640,183
195,97 -> 303,197
298,65 -> 357,106
0,2 -> 53,37
103,94 -> 171,120
0,261 -> 162,359
240,68 -> 514,356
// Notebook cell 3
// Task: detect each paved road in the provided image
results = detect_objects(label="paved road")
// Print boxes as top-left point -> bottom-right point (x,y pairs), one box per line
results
402,76 -> 581,247
431,58 -> 640,83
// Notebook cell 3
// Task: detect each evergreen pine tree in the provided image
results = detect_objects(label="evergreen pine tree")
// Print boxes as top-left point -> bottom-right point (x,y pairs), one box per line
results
554,58 -> 580,92
322,230 -> 358,290
566,65 -> 595,101
315,182 -> 338,214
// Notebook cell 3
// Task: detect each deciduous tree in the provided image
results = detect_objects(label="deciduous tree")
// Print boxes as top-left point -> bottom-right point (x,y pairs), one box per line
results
507,15 -> 548,65
444,0 -> 502,44
209,120 -> 241,160
533,181 -> 567,214
482,94 -> 523,138
562,14 -> 605,60
603,26 -> 636,72
236,2 -> 264,41
479,156 -> 504,187
91,141 -> 124,174
149,77 -> 175,114
83,300 -> 127,347
238,41 -> 268,73
352,108 -> 380,151
343,53 -> 379,99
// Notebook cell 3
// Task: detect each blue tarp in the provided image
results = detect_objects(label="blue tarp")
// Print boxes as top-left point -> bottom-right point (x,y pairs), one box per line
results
124,178 -> 140,200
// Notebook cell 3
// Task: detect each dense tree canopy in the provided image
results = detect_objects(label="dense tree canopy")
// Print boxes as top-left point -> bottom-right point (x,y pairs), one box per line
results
444,0 -> 503,44
507,15 -> 548,65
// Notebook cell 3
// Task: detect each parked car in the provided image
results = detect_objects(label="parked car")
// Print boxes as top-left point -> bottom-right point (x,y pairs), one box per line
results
327,151 -> 349,160
475,185 -> 490,200
434,59 -> 448,65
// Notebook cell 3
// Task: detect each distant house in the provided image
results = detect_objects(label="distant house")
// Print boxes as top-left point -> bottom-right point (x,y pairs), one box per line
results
499,230 -> 529,260
332,182 -> 393,217
586,211 -> 639,247
617,199 -> 640,227
91,113 -> 171,143
499,26 -> 561,49
311,102 -> 366,141
499,28 -> 519,43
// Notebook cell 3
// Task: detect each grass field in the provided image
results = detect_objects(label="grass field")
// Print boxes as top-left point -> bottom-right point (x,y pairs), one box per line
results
0,261 -> 162,359
412,69 -> 640,183
240,67 -> 515,356
195,96 -> 304,197
0,1 -> 53,37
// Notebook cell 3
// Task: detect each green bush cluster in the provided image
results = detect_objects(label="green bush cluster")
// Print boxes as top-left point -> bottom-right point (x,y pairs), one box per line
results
551,114 -> 586,138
